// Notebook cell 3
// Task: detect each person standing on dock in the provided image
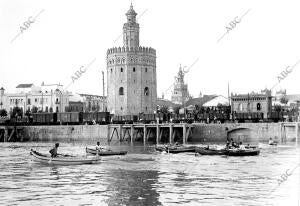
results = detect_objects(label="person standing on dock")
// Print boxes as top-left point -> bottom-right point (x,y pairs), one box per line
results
49,143 -> 59,158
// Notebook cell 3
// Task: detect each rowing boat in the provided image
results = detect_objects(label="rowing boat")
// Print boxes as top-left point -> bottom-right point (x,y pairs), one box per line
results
30,149 -> 100,165
196,147 -> 260,156
155,145 -> 196,153
196,147 -> 226,155
225,149 -> 260,156
86,147 -> 127,156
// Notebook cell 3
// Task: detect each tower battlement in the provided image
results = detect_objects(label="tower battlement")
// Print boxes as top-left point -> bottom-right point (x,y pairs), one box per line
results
107,46 -> 156,55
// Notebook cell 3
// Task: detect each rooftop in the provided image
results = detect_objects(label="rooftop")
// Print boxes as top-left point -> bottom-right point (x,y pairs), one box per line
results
16,84 -> 33,88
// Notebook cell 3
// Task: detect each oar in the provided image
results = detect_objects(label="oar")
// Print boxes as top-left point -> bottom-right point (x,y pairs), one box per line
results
57,153 -> 76,157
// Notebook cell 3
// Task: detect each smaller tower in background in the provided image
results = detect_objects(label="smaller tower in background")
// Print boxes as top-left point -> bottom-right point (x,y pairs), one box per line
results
171,65 -> 191,105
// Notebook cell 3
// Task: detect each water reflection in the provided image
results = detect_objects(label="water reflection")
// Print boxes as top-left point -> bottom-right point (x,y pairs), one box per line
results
106,170 -> 162,206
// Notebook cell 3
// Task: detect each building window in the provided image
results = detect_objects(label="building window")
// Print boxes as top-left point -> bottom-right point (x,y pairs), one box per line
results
111,68 -> 113,73
145,68 -> 147,72
119,87 -> 124,95
134,80 -> 136,83
144,87 -> 149,96
27,99 -> 31,105
121,107 -> 123,110
133,67 -> 136,72
257,103 -> 261,111
121,67 -> 123,72
35,98 -> 38,103
238,103 -> 243,111
145,106 -> 147,111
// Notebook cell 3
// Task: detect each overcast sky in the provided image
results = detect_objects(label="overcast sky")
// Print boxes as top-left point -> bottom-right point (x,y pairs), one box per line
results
0,0 -> 299,99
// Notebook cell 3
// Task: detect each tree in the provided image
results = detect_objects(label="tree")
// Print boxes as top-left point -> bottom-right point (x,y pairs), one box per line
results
274,104 -> 282,112
25,108 -> 31,116
0,109 -> 8,117
173,106 -> 181,114
11,107 -> 23,118
280,96 -> 289,105
31,106 -> 38,113
159,105 -> 169,114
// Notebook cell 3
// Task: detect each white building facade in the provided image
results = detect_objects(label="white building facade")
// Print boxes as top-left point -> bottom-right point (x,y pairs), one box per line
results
1,83 -> 69,115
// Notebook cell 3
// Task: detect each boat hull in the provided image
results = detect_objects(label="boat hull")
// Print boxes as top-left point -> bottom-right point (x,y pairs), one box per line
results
225,149 -> 260,156
196,148 -> 260,156
155,146 -> 195,153
196,148 -> 226,155
86,147 -> 127,156
30,150 -> 100,165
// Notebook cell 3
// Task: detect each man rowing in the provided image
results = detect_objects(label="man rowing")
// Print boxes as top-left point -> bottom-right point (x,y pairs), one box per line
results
96,142 -> 104,151
49,143 -> 59,158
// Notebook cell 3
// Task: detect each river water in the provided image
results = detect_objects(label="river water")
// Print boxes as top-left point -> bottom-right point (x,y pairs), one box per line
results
0,141 -> 299,206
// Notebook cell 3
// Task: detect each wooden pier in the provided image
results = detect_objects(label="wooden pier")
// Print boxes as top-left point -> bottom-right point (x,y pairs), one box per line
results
107,123 -> 194,144
280,122 -> 299,144
0,126 -> 25,142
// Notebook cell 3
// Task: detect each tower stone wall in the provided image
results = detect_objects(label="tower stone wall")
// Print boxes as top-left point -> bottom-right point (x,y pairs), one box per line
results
106,4 -> 157,115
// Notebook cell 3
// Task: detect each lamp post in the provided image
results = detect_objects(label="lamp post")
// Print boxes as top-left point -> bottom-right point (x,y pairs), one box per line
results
0,87 -> 5,110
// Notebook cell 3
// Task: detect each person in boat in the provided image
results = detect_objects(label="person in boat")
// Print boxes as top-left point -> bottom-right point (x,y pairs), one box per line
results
229,138 -> 237,148
49,143 -> 59,158
239,142 -> 245,150
225,140 -> 230,149
95,142 -> 104,151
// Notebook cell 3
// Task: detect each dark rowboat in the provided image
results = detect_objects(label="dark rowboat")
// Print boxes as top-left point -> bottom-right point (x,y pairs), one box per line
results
269,142 -> 277,146
86,147 -> 127,156
196,147 -> 260,156
155,146 -> 196,153
30,149 -> 100,165
196,147 -> 226,155
225,149 -> 260,156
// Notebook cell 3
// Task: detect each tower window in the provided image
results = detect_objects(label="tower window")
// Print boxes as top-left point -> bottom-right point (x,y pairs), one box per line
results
121,67 -> 123,72
119,87 -> 124,95
257,103 -> 261,111
144,87 -> 149,96
133,67 -> 135,72
145,68 -> 147,72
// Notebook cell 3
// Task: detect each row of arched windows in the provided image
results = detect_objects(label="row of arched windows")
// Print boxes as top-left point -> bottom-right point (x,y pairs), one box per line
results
119,87 -> 150,96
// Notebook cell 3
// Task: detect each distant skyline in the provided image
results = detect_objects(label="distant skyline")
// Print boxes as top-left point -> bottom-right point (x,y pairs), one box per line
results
1,0 -> 300,99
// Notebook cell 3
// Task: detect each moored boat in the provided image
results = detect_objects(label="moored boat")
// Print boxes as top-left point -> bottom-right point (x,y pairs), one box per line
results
269,142 -> 277,146
225,149 -> 260,156
196,147 -> 260,156
155,145 -> 196,153
86,147 -> 127,156
195,147 -> 226,155
30,149 -> 100,165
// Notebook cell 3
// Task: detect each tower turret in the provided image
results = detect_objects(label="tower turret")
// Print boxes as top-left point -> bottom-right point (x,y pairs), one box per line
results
123,3 -> 139,48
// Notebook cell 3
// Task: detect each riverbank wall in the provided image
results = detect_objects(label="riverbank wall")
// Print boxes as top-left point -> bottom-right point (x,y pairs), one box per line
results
190,123 -> 298,143
18,122 -> 299,143
22,125 -> 108,142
